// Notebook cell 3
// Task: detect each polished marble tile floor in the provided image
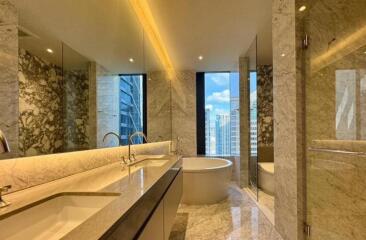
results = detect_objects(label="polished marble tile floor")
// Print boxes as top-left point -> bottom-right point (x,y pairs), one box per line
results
169,185 -> 282,240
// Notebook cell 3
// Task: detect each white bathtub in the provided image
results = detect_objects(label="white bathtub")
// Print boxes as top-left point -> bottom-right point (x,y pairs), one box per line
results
258,162 -> 274,195
182,157 -> 233,204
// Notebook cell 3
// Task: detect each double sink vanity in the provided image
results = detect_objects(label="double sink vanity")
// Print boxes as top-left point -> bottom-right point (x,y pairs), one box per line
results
0,154 -> 182,240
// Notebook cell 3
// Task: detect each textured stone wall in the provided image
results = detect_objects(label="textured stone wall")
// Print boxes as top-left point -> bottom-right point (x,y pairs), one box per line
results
18,49 -> 90,156
18,49 -> 64,156
64,68 -> 90,151
257,65 -> 274,163
0,0 -> 19,159
257,65 -> 273,146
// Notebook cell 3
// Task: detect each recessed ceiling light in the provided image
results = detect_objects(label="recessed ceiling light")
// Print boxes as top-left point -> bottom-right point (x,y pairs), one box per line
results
281,53 -> 286,57
198,55 -> 203,61
299,5 -> 306,12
129,58 -> 134,63
46,48 -> 53,53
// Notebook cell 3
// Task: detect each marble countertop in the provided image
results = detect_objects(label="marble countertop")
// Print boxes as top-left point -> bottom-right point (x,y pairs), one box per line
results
0,154 -> 181,239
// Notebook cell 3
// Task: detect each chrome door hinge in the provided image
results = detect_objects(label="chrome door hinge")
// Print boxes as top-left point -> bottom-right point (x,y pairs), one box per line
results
304,224 -> 311,238
303,34 -> 309,49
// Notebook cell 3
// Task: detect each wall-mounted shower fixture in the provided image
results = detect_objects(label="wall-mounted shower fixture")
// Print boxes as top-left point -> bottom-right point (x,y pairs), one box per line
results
0,130 -> 10,154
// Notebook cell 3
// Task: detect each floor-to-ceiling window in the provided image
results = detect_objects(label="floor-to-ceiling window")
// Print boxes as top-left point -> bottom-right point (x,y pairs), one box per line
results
203,72 -> 239,156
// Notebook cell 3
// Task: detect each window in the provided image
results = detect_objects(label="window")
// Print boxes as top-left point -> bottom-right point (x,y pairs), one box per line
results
249,71 -> 257,157
203,72 -> 239,156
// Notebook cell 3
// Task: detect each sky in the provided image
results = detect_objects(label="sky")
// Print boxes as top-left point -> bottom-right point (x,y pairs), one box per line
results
205,72 -> 239,122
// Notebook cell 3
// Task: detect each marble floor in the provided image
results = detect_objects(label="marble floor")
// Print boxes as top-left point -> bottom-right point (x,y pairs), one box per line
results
169,185 -> 282,240
258,190 -> 274,214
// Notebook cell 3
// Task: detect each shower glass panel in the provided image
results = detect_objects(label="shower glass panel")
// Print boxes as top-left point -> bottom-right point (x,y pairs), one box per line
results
246,37 -> 258,199
300,0 -> 366,239
249,71 -> 258,198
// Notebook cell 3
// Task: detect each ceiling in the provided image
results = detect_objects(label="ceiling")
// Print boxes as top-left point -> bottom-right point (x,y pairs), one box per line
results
13,0 -> 272,73
147,0 -> 273,71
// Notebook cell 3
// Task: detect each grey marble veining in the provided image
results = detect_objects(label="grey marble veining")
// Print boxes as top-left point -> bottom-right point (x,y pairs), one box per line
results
171,70 -> 196,156
239,57 -> 249,188
257,65 -> 273,148
0,141 -> 171,194
147,71 -> 173,142
148,70 -> 197,156
302,0 -> 366,239
272,0 -> 305,239
169,185 -> 282,240
18,49 -> 91,156
0,0 -> 18,159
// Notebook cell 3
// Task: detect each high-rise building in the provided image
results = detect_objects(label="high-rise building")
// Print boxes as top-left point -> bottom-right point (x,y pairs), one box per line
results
205,108 -> 211,154
230,97 -> 240,155
119,75 -> 143,145
215,114 -> 230,155
250,100 -> 257,156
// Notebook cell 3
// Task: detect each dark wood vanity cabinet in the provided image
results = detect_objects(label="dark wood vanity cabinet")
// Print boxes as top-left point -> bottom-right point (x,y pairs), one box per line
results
138,170 -> 183,240
101,164 -> 183,240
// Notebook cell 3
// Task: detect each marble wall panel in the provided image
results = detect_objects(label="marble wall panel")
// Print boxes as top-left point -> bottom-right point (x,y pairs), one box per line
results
64,68 -> 90,151
18,49 -> 91,156
0,141 -> 171,194
18,49 -> 64,156
0,0 -> 18,159
88,62 -> 97,149
147,71 -> 172,143
96,64 -> 120,148
273,0 -> 305,240
239,57 -> 249,188
257,65 -> 273,147
257,65 -> 274,163
171,70 -> 196,156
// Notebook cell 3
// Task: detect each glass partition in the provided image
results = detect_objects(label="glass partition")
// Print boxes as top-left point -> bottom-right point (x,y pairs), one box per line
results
299,0 -> 366,239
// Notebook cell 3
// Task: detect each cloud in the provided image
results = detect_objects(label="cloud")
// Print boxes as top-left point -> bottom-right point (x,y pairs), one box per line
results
207,89 -> 230,103
205,104 -> 213,111
214,108 -> 229,115
250,90 -> 257,101
210,73 -> 229,86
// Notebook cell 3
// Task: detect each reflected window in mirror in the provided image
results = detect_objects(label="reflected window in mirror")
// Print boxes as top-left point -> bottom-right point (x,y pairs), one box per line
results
97,74 -> 147,148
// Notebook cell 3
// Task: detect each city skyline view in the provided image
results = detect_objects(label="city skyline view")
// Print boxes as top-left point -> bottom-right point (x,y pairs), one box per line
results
204,72 -> 239,156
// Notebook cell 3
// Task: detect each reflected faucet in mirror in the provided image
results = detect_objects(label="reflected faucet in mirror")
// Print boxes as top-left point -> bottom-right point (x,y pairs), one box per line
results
102,132 -> 122,146
0,130 -> 10,154
128,131 -> 148,162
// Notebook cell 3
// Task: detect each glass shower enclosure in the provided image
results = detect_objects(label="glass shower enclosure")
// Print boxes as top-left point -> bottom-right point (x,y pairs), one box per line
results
299,0 -> 366,239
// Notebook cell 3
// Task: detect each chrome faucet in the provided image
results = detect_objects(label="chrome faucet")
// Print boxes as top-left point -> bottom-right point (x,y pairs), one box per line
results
0,130 -> 10,154
0,185 -> 11,208
128,131 -> 148,162
103,132 -> 122,146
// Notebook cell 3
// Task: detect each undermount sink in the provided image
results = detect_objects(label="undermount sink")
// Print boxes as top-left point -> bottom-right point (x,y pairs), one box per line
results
0,192 -> 119,240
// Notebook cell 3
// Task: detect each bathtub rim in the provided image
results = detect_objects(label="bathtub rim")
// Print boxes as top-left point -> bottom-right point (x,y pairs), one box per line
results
182,157 -> 233,173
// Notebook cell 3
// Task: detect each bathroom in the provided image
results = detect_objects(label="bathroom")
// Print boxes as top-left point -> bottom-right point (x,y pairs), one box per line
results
0,0 -> 365,240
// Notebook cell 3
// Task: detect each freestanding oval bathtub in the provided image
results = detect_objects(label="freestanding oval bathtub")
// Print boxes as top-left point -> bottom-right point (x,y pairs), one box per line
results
182,157 -> 232,204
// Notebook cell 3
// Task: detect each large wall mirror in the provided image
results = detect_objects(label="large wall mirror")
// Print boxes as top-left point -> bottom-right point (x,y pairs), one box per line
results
1,0 -> 173,159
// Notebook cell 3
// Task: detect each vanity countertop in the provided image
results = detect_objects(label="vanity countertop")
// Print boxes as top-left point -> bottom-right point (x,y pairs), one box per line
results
0,154 -> 181,239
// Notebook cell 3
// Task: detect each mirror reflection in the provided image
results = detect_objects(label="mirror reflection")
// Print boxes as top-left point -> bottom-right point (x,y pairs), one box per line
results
3,0 -> 162,159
